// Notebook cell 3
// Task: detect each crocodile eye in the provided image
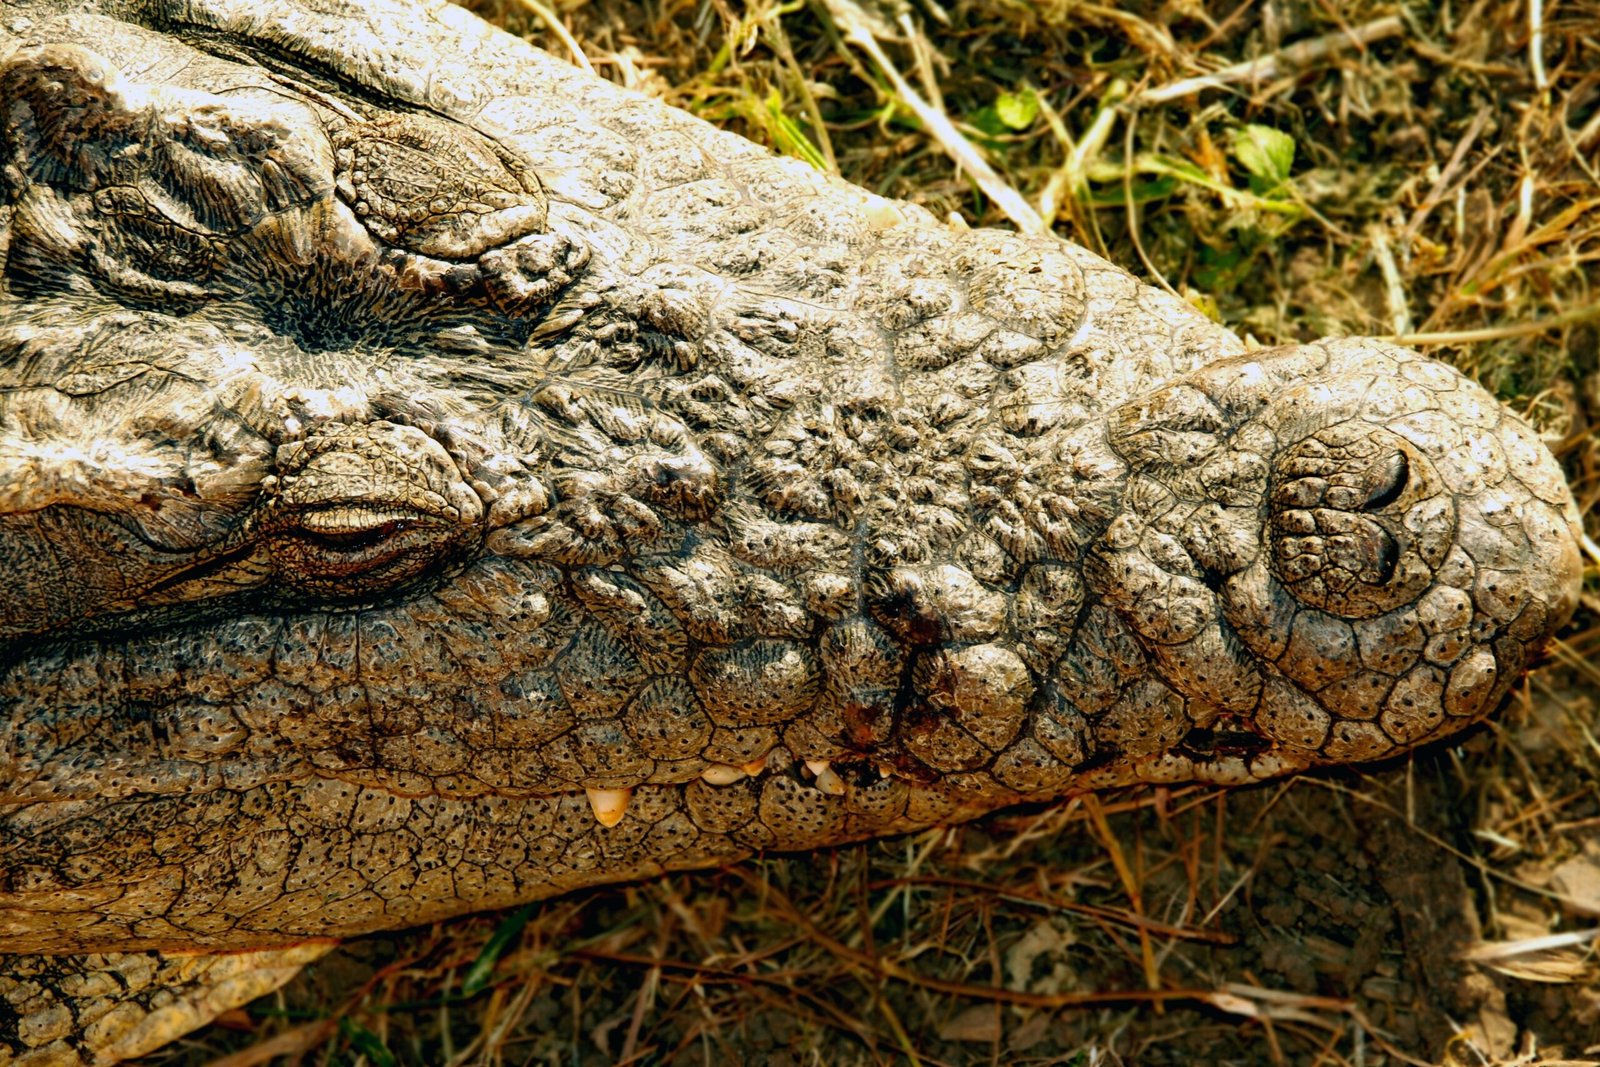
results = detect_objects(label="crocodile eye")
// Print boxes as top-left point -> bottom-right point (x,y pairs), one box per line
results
304,524 -> 403,551
262,422 -> 485,601
299,507 -> 421,551
268,505 -> 466,598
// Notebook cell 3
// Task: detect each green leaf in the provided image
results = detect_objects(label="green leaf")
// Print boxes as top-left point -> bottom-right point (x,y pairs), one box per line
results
461,902 -> 536,995
965,105 -> 1006,138
1231,125 -> 1295,190
1080,174 -> 1179,207
1192,243 -> 1246,294
762,89 -> 829,170
995,88 -> 1039,131
340,1020 -> 399,1067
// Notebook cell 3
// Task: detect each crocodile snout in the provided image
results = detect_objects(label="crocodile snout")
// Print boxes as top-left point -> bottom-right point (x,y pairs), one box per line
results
1086,339 -> 1583,773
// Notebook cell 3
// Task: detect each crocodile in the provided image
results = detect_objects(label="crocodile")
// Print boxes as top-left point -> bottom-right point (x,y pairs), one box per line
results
0,1 -> 1585,1062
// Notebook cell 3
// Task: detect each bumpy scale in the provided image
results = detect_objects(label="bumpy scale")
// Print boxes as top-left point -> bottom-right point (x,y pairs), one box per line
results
0,0 -> 1584,1063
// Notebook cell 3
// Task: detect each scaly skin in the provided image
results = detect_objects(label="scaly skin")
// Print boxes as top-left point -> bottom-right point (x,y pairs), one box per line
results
0,0 -> 1585,1062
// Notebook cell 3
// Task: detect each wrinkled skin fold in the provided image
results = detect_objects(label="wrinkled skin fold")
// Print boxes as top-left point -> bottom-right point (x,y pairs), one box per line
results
0,0 -> 1585,1062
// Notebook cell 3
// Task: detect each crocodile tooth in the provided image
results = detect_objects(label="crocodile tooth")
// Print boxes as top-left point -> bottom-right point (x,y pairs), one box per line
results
742,755 -> 769,775
700,764 -> 747,786
804,759 -> 830,777
878,765 -> 893,778
814,766 -> 847,796
585,787 -> 631,827
865,199 -> 907,231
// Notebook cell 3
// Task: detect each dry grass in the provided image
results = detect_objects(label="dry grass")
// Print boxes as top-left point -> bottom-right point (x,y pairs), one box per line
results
165,1 -> 1600,1064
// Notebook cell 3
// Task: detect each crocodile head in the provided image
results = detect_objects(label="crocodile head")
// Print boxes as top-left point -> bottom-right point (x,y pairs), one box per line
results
0,303 -> 1582,949
0,30 -> 1584,954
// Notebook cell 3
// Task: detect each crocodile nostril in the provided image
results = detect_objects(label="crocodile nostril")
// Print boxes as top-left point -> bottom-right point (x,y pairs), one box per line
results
1268,427 -> 1452,618
1323,520 -> 1401,586
1360,451 -> 1409,511
1375,528 -> 1399,584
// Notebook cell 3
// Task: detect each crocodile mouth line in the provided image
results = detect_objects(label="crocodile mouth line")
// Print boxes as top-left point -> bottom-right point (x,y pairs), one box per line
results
0,742 -> 1306,823
346,753 -> 890,811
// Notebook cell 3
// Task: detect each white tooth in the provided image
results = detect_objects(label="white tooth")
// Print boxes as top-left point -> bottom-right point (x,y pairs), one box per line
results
804,759 -> 830,777
701,764 -> 747,786
815,767 -> 847,795
585,787 -> 631,827
743,755 -> 769,775
865,199 -> 908,232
